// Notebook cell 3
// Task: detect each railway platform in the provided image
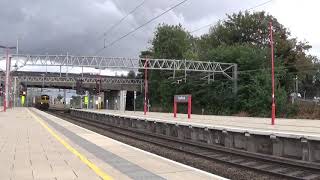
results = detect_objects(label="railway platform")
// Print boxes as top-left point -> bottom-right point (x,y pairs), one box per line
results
75,109 -> 320,138
70,109 -> 320,163
0,108 -> 225,180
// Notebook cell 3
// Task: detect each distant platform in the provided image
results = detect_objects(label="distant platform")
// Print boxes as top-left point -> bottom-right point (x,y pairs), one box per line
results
0,108 -> 225,180
75,109 -> 320,140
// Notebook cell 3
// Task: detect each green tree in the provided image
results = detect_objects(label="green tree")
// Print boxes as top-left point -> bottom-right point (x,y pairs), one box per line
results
140,11 -> 317,117
142,24 -> 194,111
199,11 -> 314,93
152,23 -> 192,59
196,11 -> 316,116
127,70 -> 136,78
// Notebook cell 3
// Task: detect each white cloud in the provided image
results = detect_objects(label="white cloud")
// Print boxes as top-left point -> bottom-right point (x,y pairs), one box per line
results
258,0 -> 320,57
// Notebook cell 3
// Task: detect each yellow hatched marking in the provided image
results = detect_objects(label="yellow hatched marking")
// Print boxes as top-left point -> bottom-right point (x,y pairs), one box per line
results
27,109 -> 113,180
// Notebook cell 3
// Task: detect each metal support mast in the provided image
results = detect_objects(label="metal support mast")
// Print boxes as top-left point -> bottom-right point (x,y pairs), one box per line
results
233,64 -> 238,94
144,59 -> 148,115
270,21 -> 276,125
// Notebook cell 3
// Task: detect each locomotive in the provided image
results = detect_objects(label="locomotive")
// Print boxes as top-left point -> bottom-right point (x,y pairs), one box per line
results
34,94 -> 50,110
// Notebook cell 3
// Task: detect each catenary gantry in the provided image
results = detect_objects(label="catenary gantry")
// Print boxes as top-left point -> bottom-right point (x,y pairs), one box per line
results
1,54 -> 238,92
8,54 -> 237,80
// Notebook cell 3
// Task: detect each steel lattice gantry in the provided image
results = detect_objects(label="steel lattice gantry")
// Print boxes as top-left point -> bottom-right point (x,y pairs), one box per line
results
2,54 -> 238,92
0,75 -> 143,91
9,54 -> 237,79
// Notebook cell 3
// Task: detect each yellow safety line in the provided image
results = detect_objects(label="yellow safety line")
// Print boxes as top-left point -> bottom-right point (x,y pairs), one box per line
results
27,109 -> 113,180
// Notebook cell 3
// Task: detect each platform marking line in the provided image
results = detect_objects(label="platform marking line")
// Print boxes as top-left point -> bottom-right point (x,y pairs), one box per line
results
27,109 -> 113,180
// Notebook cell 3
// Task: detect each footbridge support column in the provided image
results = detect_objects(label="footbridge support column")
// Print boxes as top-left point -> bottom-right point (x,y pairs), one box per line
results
104,90 -> 126,111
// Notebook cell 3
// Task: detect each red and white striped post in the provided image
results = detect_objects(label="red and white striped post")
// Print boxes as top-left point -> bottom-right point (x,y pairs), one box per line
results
269,21 -> 276,125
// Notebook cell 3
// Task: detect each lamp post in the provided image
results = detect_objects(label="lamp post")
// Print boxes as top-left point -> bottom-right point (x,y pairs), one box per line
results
0,45 -> 16,112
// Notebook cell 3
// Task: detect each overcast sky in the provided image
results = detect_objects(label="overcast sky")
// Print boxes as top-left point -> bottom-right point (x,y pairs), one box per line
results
1,0 -> 319,59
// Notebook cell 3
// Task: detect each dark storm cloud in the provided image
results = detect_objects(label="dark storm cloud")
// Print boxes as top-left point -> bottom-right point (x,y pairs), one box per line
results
1,0 -> 127,54
0,0 -> 256,57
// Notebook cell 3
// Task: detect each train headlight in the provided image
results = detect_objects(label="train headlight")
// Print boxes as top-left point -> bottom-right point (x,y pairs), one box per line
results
41,102 -> 43,104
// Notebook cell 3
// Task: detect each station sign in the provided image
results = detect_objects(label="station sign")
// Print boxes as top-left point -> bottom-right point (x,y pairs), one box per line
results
174,94 -> 192,119
174,94 -> 190,103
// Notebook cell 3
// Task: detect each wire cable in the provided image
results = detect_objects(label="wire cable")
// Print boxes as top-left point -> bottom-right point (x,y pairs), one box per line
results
94,0 -> 189,55
247,0 -> 273,11
237,64 -> 319,74
190,0 -> 273,34
100,0 -> 146,41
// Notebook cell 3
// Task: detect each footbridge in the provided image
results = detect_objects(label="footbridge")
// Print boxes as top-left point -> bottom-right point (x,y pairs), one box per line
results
0,71 -> 143,91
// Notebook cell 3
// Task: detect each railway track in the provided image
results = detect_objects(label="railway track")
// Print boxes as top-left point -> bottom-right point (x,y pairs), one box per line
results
46,109 -> 320,180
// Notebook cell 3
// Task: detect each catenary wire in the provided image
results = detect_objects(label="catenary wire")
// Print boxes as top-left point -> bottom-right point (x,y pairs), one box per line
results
94,0 -> 189,55
99,0 -> 147,42
190,0 -> 273,34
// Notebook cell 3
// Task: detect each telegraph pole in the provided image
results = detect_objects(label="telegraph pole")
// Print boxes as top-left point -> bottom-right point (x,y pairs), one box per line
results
269,21 -> 276,125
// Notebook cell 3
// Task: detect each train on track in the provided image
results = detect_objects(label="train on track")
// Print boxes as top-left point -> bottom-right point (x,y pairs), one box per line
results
34,94 -> 50,110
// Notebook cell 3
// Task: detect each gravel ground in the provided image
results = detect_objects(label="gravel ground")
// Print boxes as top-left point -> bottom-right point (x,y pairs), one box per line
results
53,112 -> 289,180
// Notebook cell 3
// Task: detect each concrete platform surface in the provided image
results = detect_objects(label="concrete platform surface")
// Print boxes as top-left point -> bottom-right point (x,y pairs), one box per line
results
0,108 -> 226,180
76,109 -> 320,139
